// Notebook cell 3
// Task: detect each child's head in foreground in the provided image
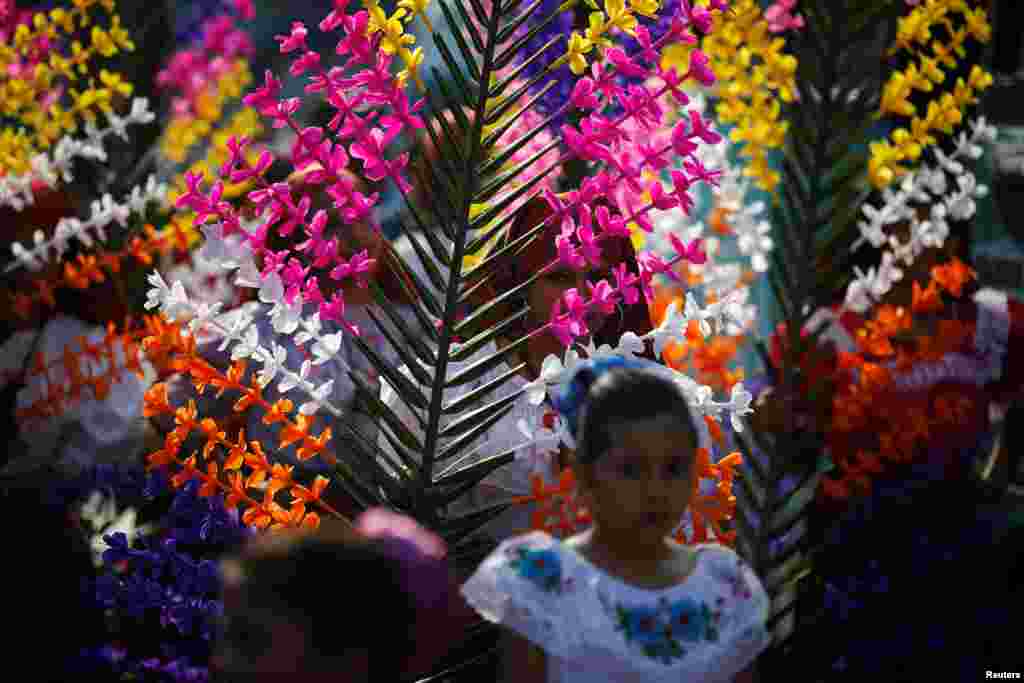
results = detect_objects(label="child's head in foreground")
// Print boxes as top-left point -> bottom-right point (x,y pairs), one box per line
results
214,520 -> 420,681
556,359 -> 699,545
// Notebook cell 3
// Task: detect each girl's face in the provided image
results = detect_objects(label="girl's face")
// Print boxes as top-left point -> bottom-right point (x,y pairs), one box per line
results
578,416 -> 695,543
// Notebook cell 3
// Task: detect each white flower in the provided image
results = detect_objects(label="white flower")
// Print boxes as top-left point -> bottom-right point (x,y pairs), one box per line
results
271,297 -> 303,335
257,343 -> 288,388
187,301 -> 224,336
729,382 -> 753,432
279,359 -> 312,394
647,300 -> 686,358
311,331 -> 343,365
299,379 -> 335,415
231,325 -> 261,360
845,270 -> 873,314
684,292 -> 713,338
295,314 -> 323,347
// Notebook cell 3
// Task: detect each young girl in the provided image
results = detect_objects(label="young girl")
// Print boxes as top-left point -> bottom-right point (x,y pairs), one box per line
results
461,359 -> 769,682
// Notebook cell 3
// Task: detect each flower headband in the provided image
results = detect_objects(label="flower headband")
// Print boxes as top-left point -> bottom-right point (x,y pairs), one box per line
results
551,355 -> 707,450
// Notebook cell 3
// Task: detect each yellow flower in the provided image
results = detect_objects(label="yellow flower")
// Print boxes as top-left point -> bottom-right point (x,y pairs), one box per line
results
968,64 -> 992,91
90,26 -> 117,57
963,7 -> 991,43
566,32 -> 593,75
109,15 -> 135,52
99,69 -> 133,97
629,0 -> 659,19
396,46 -> 424,87
369,6 -> 415,55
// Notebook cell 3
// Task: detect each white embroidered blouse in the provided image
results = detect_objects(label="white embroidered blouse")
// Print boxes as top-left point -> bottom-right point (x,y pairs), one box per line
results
461,531 -> 770,683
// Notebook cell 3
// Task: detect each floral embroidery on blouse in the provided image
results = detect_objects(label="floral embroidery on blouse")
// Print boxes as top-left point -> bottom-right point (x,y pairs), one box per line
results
606,595 -> 722,665
508,544 -> 566,593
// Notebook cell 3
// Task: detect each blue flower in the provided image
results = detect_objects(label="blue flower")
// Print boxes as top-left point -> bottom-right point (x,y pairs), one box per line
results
619,605 -> 668,647
513,547 -> 563,592
667,597 -> 707,641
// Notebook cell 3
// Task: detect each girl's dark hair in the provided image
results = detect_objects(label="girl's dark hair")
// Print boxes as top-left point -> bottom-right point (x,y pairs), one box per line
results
230,528 -> 416,678
560,363 -> 698,466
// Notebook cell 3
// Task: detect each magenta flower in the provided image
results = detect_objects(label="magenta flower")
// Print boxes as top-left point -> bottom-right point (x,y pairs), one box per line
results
613,262 -> 640,305
648,180 -> 679,211
290,50 -> 322,77
687,108 -> 721,145
606,48 -> 646,79
275,21 -> 308,54
683,157 -> 723,188
765,0 -> 805,34
669,169 -> 696,214
669,234 -> 707,265
330,250 -> 375,287
570,78 -> 600,111
671,120 -> 698,156
242,69 -> 283,115
320,291 -> 347,324
596,205 -> 630,239
588,279 -> 618,315
576,207 -> 602,267
556,232 -> 585,271
686,50 -> 716,87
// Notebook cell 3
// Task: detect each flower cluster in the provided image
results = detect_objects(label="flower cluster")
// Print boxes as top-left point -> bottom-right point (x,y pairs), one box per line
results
0,97 -> 156,211
823,258 -> 979,501
6,222 -> 193,321
869,1 -> 992,189
14,320 -> 151,424
0,1 -> 136,177
141,327 -> 345,532
846,117 -> 994,313
696,0 -> 797,192
6,172 -> 167,274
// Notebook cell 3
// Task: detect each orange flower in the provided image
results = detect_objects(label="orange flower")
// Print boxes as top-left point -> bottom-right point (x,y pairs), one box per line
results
911,280 -> 943,314
704,415 -> 725,445
171,455 -> 200,489
262,398 -> 294,425
301,511 -> 322,530
292,475 -> 330,505
199,463 -> 220,498
270,501 -> 307,530
297,426 -> 332,461
233,386 -> 262,413
708,206 -> 733,235
225,472 -> 248,511
280,414 -> 314,449
270,463 -> 295,487
224,430 -> 248,471
143,383 -> 173,417
244,441 -> 272,487
930,257 -> 976,297
148,432 -> 183,468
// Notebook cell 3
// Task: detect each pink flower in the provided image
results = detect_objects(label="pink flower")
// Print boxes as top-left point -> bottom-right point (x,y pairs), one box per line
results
330,250 -> 375,287
576,207 -> 602,267
320,291 -> 347,323
596,205 -> 630,239
669,234 -> 707,265
685,50 -> 716,87
659,65 -> 691,105
671,120 -> 698,156
648,180 -> 678,210
613,263 -> 640,305
588,279 -> 618,315
670,169 -> 696,214
290,50 -> 322,77
276,21 -> 308,54
687,108 -> 721,145
606,48 -> 646,78
683,157 -> 723,188
570,78 -> 600,110
556,233 -> 585,271
765,0 -> 805,34
243,69 -> 283,114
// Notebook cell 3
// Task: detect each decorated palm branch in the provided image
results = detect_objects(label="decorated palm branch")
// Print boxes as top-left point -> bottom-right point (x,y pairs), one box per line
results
734,0 -> 996,674
125,0 -> 768,567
